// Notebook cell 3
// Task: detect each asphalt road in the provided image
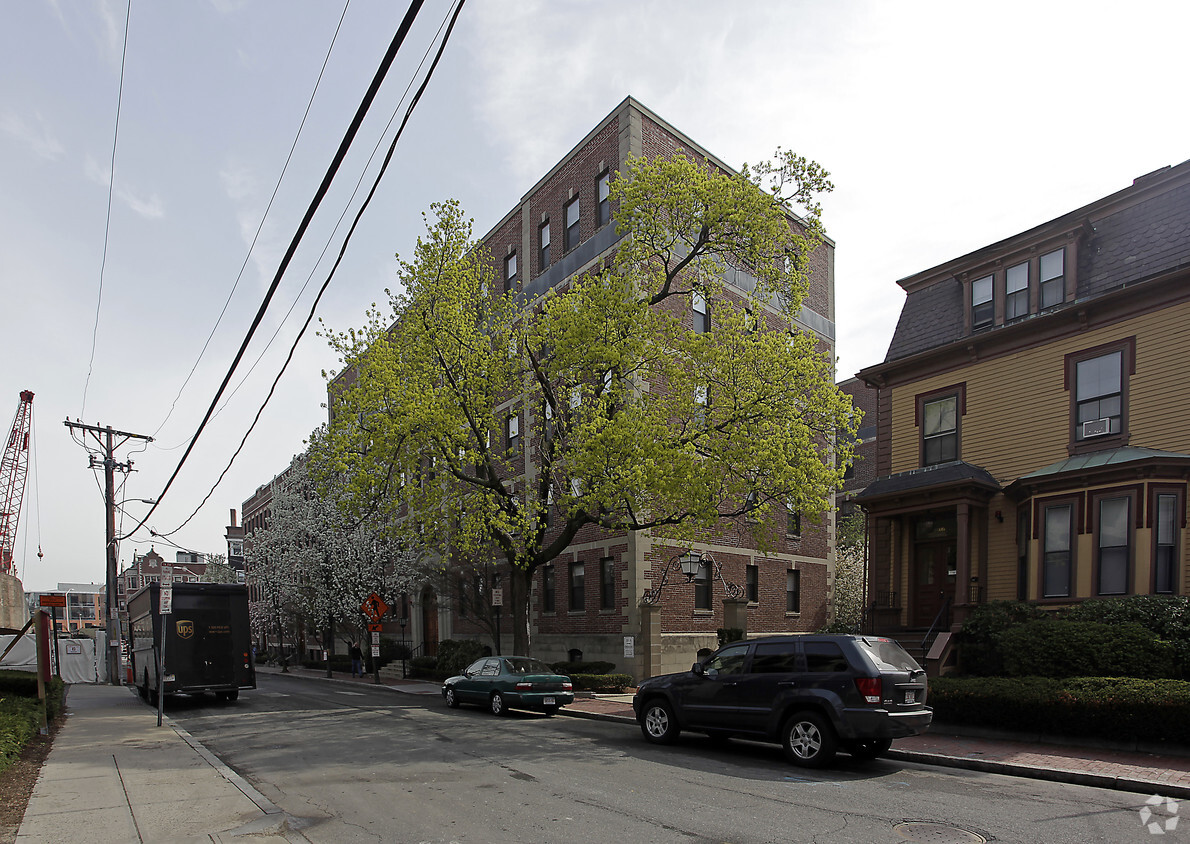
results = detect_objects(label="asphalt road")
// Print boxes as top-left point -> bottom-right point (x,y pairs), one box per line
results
166,673 -> 1167,844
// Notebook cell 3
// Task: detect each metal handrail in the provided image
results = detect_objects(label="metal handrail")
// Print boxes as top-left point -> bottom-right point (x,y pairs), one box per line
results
921,595 -> 952,657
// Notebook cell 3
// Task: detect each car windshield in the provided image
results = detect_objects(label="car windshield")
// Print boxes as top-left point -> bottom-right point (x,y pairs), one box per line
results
857,638 -> 923,672
504,658 -> 556,675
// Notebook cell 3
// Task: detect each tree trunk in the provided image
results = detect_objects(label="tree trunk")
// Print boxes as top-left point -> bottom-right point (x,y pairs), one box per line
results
509,567 -> 533,656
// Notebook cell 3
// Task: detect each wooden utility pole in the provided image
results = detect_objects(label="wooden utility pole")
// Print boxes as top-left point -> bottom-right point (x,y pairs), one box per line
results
63,420 -> 153,685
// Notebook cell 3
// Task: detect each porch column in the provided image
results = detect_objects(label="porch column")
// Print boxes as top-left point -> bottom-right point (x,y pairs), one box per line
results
637,600 -> 660,682
953,503 -> 971,629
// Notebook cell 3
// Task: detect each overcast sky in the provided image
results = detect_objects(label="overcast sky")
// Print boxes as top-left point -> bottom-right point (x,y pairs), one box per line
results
4,0 -> 1188,593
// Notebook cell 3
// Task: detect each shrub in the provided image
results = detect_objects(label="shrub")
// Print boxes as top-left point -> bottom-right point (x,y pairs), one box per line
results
956,601 -> 1047,676
550,661 -> 615,676
996,620 -> 1177,679
569,673 -> 633,693
929,675 -> 1190,744
0,670 -> 65,775
717,628 -> 744,646
1062,596 -> 1190,677
407,655 -> 438,679
434,639 -> 489,677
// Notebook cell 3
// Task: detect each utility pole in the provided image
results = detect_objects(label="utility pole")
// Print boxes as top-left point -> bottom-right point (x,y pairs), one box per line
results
63,420 -> 153,685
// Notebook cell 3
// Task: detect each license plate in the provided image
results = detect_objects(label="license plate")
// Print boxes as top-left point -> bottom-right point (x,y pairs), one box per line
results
543,696 -> 555,705
905,690 -> 916,704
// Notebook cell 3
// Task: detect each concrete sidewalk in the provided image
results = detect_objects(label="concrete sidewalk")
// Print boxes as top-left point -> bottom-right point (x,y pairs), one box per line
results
18,669 -> 1190,842
16,684 -> 311,843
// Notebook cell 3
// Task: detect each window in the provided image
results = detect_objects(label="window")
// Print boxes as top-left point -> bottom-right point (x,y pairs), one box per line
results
504,252 -> 517,293
596,170 -> 610,227
751,641 -> 798,673
787,507 -> 801,537
569,561 -> 585,611
506,413 -> 520,450
804,641 -> 849,673
1096,496 -> 1130,595
746,564 -> 759,603
694,566 -> 712,611
1006,261 -> 1028,321
600,557 -> 615,610
1155,493 -> 1180,594
971,274 -> 993,329
1043,504 -> 1073,598
1075,351 -> 1122,440
922,395 -> 958,465
564,195 -> 580,251
539,220 -> 550,270
541,565 -> 555,613
128,576 -> 138,590
1040,248 -> 1064,308
692,290 -> 709,333
786,569 -> 801,613
704,643 -> 749,676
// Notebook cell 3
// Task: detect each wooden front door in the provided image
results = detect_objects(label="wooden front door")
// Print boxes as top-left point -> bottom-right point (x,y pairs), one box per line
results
912,539 -> 956,628
421,588 -> 439,656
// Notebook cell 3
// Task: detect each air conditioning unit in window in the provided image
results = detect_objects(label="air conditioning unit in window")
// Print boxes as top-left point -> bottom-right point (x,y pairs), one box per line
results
1082,418 -> 1111,438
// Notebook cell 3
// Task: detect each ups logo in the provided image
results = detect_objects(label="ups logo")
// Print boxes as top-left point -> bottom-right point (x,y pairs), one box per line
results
176,620 -> 195,640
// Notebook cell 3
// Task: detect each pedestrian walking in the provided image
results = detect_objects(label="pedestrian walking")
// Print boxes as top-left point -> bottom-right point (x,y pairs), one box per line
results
349,641 -> 364,677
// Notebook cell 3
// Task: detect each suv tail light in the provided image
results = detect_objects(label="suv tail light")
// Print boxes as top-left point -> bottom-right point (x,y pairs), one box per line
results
855,677 -> 882,704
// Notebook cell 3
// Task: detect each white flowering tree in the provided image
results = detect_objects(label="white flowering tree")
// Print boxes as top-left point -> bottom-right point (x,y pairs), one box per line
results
247,429 -> 424,674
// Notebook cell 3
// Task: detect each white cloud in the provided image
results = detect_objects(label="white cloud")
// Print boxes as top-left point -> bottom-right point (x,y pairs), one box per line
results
83,154 -> 166,219
1,111 -> 65,161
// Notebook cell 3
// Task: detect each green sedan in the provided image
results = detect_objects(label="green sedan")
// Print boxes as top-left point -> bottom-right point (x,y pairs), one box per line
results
442,656 -> 575,716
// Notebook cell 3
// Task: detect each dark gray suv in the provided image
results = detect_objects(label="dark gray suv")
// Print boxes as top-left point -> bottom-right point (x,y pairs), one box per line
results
632,634 -> 931,767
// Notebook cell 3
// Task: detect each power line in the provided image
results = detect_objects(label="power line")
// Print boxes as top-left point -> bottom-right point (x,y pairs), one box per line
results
81,0 -> 132,420
117,0 -> 428,542
151,0 -> 355,439
159,0 -> 468,537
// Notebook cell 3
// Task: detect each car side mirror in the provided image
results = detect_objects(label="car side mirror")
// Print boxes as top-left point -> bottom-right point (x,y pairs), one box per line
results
462,670 -> 472,678
691,662 -> 705,676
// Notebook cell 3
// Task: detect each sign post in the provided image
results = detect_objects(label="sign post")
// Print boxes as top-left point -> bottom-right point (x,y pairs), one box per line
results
40,595 -> 66,679
360,593 -> 388,684
491,582 -> 503,656
157,571 -> 172,727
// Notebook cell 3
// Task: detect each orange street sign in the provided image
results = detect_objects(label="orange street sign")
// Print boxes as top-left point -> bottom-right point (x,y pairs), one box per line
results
367,623 -> 384,633
361,593 -> 389,621
39,594 -> 66,608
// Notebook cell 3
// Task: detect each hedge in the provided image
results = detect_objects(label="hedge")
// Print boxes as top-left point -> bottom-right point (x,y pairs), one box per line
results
569,673 -> 633,693
550,661 -> 615,676
997,620 -> 1177,679
0,669 -> 66,775
929,676 -> 1190,745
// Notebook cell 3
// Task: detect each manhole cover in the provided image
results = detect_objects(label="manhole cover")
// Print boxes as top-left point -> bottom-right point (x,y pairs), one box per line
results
894,821 -> 987,843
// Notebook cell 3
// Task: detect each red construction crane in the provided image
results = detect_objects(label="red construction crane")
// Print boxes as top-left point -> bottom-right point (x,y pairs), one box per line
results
0,390 -> 34,576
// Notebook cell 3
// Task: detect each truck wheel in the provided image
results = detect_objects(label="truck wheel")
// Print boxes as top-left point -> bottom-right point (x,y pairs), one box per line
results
781,711 -> 837,768
226,689 -> 239,702
639,699 -> 680,745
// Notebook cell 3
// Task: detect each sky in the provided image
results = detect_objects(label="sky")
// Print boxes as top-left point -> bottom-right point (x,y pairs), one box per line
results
3,0 -> 1189,593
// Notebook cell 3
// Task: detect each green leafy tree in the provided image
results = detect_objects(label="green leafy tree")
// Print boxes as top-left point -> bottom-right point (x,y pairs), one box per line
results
322,149 -> 858,656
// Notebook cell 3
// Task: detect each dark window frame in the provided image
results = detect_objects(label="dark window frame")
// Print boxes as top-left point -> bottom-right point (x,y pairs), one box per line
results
915,383 -> 966,468
596,170 -> 611,228
785,569 -> 801,614
599,556 -> 616,610
569,561 -> 585,612
694,568 -> 712,611
506,412 -> 520,451
1036,493 -> 1082,600
503,251 -> 517,293
564,195 -> 580,252
971,273 -> 994,330
1150,485 -> 1185,594
541,565 -> 555,613
539,219 -> 550,271
1064,337 -> 1135,455
1040,247 -> 1065,309
1005,260 -> 1029,321
1091,487 -> 1140,596
746,563 -> 759,604
692,289 -> 709,334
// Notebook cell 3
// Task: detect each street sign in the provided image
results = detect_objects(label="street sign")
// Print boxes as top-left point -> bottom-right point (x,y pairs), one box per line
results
491,588 -> 504,607
160,585 -> 173,615
39,594 -> 66,608
371,632 -> 380,645
161,565 -> 173,584
361,593 -> 389,621
623,636 -> 635,658
367,623 -> 383,633
371,646 -> 380,658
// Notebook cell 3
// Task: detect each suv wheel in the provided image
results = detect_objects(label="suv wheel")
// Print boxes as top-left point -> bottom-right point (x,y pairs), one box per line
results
846,738 -> 892,760
639,699 -> 680,744
781,711 -> 837,768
